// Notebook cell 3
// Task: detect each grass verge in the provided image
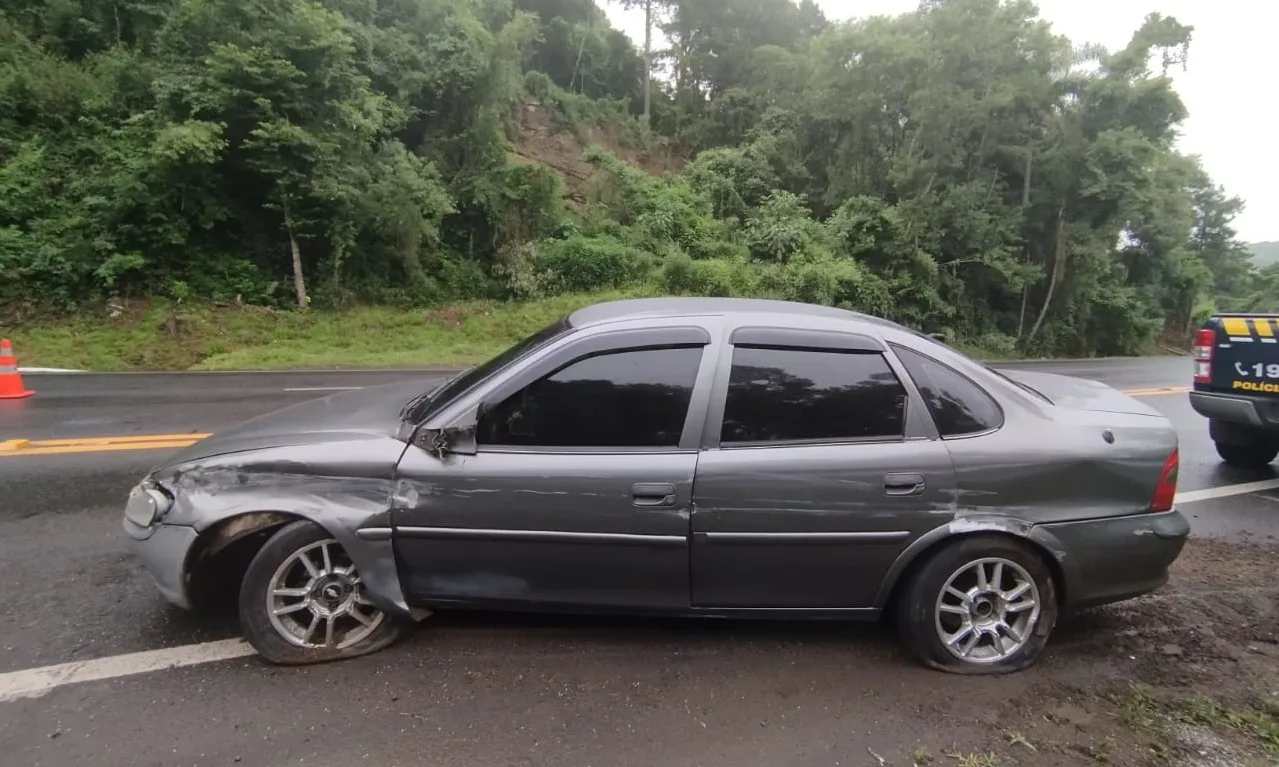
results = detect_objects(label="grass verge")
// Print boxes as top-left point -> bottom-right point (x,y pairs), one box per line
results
2,290 -> 660,372
2,290 -> 1178,372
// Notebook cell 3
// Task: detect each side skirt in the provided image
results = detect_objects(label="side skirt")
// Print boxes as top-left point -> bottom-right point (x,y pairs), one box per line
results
400,597 -> 883,623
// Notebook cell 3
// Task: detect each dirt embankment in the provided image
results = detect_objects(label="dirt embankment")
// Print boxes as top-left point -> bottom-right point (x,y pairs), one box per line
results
927,537 -> 1279,766
508,98 -> 685,206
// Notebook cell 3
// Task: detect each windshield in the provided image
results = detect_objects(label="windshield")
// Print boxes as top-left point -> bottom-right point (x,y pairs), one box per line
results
400,316 -> 572,424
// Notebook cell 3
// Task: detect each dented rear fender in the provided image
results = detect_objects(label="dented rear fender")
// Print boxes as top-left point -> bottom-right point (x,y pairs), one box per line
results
872,515 -> 1081,611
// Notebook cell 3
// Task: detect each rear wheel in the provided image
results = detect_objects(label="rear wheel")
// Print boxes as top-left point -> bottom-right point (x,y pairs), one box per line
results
895,535 -> 1058,675
1214,440 -> 1279,469
238,520 -> 403,665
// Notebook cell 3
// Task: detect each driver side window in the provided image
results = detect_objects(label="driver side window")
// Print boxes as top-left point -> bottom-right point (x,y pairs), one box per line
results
477,346 -> 704,449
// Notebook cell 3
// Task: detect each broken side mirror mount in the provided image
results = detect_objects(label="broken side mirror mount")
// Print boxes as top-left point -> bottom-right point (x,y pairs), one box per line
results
414,403 -> 480,458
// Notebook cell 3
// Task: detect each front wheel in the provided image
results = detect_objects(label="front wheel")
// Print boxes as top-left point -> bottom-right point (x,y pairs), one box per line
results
238,520 -> 403,665
1214,440 -> 1279,469
895,535 -> 1058,675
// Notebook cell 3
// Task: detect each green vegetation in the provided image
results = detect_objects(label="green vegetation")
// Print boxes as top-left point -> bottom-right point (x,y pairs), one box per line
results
7,290 -> 657,371
2,0 -> 1276,370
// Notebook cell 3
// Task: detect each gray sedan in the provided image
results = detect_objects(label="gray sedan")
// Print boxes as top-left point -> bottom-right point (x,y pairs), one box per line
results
123,297 -> 1189,674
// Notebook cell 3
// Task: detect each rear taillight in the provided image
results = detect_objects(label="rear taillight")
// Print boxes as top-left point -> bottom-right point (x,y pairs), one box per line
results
1192,329 -> 1215,384
1149,448 -> 1179,512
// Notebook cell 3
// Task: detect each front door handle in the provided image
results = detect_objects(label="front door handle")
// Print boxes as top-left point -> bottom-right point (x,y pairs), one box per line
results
883,473 -> 925,497
632,482 -> 677,507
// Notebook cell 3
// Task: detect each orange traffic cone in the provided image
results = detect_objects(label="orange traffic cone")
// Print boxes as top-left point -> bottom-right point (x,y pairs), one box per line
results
0,339 -> 35,399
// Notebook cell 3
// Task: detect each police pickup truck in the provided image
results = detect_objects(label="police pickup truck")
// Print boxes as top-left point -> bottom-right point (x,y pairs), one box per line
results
1190,313 -> 1279,468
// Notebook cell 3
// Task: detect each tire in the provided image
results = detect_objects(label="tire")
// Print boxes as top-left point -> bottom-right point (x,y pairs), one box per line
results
895,535 -> 1058,675
238,520 -> 403,665
1214,440 -> 1279,469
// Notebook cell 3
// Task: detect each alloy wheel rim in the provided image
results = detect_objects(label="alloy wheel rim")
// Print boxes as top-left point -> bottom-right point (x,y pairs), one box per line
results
933,556 -> 1041,664
266,538 -> 385,650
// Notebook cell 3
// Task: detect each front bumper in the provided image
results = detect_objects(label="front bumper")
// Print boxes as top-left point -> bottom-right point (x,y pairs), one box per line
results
124,518 -> 199,610
1037,509 -> 1190,612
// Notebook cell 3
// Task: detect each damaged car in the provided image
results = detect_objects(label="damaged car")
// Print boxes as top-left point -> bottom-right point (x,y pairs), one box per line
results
123,297 -> 1189,674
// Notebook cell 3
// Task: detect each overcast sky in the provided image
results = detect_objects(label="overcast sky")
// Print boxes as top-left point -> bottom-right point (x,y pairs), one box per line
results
600,0 -> 1276,244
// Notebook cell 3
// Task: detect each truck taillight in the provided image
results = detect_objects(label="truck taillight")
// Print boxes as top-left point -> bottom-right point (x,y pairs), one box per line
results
1149,448 -> 1179,512
1192,329 -> 1215,383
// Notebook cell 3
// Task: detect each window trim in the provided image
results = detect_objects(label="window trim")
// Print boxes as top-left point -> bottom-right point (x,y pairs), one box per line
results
702,341 -> 914,450
471,328 -> 716,455
888,342 -> 1006,440
728,326 -> 885,353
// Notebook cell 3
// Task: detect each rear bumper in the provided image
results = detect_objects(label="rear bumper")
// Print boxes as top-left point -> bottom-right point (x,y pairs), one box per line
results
1036,509 -> 1190,612
1189,391 -> 1279,430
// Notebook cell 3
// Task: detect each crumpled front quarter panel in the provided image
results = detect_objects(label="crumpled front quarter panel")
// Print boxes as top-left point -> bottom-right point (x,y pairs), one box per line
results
153,437 -> 416,619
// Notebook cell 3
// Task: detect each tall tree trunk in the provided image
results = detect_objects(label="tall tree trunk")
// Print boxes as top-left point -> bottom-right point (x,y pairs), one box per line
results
1028,201 -> 1068,343
641,0 -> 652,121
1016,147 -> 1033,339
1017,283 -> 1030,339
283,196 -> 308,310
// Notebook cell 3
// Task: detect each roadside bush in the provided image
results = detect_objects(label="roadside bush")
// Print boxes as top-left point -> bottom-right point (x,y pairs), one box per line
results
531,234 -> 651,293
747,253 -> 894,315
742,191 -> 827,263
662,252 -> 757,297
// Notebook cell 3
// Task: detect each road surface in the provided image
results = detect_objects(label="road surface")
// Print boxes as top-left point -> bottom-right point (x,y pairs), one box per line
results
0,356 -> 1276,766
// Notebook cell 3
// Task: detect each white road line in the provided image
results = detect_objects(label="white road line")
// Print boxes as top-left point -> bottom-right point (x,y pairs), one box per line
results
0,639 -> 256,703
282,386 -> 365,392
1175,479 -> 1279,505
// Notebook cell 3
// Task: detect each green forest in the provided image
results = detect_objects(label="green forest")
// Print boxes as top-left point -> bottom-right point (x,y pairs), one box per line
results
2,0 -> 1277,369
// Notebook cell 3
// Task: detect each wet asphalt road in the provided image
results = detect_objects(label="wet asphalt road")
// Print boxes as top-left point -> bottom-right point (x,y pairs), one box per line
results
0,356 -> 1277,767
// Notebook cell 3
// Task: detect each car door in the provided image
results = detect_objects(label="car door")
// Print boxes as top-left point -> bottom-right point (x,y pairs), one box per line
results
392,324 -> 719,611
689,326 -> 958,609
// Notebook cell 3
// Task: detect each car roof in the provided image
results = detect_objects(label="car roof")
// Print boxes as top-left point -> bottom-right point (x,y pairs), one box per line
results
567,297 -> 905,333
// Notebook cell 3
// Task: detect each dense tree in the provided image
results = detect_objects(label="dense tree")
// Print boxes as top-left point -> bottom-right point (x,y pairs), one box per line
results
0,0 -> 1271,355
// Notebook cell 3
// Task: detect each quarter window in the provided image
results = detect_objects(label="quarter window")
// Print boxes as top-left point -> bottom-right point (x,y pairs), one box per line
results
892,345 -> 1003,437
720,346 -> 907,444
477,346 -> 703,448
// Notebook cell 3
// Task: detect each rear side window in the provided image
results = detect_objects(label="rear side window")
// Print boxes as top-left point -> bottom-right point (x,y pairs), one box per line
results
478,345 -> 704,448
892,345 -> 1003,437
720,346 -> 907,444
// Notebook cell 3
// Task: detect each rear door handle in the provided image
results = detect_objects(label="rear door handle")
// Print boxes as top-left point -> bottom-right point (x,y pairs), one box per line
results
632,482 -> 677,507
883,473 -> 925,497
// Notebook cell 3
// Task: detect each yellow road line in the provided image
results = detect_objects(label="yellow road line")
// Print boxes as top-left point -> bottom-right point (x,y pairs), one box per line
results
14,434 -> 210,447
0,434 -> 208,458
1121,386 -> 1190,397
8,441 -> 204,457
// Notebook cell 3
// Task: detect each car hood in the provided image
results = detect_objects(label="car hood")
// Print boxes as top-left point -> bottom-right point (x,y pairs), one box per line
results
994,369 -> 1164,417
163,379 -> 431,464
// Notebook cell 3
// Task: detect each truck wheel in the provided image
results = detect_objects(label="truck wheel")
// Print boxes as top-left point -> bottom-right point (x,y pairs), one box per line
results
1214,441 -> 1279,469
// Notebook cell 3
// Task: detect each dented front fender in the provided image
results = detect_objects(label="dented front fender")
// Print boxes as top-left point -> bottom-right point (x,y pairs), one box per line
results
149,437 -> 426,622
